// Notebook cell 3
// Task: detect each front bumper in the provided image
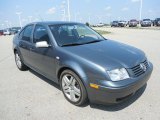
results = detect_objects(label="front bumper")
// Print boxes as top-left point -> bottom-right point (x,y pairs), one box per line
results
118,23 -> 125,27
111,24 -> 119,27
129,24 -> 137,27
141,24 -> 151,27
88,62 -> 153,104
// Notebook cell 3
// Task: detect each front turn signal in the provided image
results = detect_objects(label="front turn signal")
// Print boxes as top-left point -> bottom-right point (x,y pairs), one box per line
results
90,83 -> 99,89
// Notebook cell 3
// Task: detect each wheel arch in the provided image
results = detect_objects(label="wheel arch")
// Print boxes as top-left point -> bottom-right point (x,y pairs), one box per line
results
13,48 -> 17,54
57,63 -> 89,88
57,65 -> 89,103
57,66 -> 87,83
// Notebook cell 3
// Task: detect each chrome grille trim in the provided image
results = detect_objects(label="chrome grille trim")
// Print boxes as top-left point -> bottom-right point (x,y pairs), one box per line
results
131,60 -> 149,77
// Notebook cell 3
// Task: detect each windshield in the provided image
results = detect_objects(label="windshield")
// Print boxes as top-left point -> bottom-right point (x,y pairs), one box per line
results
130,20 -> 137,22
49,24 -> 104,46
143,19 -> 150,21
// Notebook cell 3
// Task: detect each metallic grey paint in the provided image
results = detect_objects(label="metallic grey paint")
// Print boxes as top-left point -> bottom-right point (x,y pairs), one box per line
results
13,21 -> 153,104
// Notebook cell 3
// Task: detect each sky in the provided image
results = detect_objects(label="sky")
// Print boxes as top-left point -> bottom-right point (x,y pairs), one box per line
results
0,0 -> 160,28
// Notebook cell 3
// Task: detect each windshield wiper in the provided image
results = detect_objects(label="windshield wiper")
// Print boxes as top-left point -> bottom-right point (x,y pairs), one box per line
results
61,43 -> 83,47
82,40 -> 103,45
61,40 -> 103,47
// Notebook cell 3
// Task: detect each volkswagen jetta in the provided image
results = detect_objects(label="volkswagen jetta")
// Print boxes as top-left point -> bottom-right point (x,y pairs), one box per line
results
13,21 -> 153,106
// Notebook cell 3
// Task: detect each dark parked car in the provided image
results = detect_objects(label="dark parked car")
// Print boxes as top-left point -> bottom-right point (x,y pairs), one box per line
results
13,21 -> 153,106
153,18 -> 160,26
141,19 -> 152,27
111,21 -> 119,27
129,19 -> 138,27
0,30 -> 3,36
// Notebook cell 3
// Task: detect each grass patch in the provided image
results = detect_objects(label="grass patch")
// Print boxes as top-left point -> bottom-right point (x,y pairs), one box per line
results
94,30 -> 111,35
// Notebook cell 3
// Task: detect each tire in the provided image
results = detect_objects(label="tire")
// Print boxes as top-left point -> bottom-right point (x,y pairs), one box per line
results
60,70 -> 88,106
14,51 -> 28,71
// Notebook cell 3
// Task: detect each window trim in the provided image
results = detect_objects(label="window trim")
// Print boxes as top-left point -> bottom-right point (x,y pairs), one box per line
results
18,28 -> 25,39
33,24 -> 50,44
19,24 -> 34,43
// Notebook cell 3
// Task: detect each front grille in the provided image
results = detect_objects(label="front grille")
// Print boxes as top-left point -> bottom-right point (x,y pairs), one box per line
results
131,60 -> 149,77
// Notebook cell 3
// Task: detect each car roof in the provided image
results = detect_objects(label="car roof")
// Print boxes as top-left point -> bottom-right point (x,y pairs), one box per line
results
28,21 -> 82,26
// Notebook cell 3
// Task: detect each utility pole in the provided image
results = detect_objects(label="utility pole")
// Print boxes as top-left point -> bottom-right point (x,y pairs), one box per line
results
139,0 -> 143,25
61,1 -> 66,21
16,12 -> 22,28
67,0 -> 71,21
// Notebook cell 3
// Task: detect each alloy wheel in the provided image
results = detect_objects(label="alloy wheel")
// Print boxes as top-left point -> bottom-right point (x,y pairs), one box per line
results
15,53 -> 22,69
61,74 -> 81,102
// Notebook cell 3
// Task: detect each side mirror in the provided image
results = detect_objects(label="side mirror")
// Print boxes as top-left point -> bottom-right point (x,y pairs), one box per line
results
35,41 -> 50,48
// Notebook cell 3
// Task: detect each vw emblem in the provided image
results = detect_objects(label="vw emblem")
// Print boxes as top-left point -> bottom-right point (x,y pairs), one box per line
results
140,63 -> 147,72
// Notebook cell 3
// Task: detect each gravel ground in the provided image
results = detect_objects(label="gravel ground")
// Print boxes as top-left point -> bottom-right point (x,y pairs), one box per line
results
0,28 -> 160,120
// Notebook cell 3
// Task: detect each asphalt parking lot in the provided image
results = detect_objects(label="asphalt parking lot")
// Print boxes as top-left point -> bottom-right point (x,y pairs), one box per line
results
0,28 -> 160,120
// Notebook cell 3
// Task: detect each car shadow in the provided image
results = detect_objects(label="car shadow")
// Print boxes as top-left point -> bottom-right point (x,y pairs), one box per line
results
89,84 -> 147,111
29,69 -> 61,91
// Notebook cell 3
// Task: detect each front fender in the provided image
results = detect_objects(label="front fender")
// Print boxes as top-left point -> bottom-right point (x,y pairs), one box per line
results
56,56 -> 108,87
56,60 -> 88,82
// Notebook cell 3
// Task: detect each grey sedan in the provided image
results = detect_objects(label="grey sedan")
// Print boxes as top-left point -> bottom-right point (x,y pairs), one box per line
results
13,21 -> 153,106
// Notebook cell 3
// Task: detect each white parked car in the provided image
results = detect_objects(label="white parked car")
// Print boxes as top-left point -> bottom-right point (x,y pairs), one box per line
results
96,23 -> 104,27
3,29 -> 11,35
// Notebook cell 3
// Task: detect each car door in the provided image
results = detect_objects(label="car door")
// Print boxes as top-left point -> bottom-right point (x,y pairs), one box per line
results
18,25 -> 34,66
29,25 -> 57,82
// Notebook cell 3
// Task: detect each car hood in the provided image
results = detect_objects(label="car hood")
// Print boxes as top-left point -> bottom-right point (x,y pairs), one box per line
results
62,40 -> 146,70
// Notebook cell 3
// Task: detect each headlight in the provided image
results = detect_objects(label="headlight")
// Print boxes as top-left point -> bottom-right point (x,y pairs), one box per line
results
107,68 -> 129,81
